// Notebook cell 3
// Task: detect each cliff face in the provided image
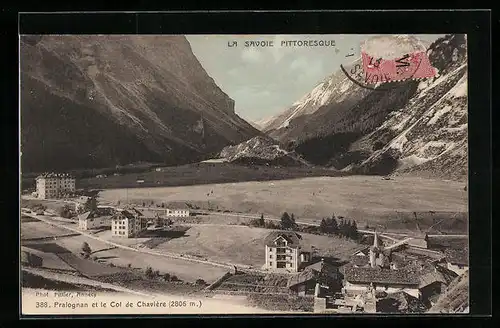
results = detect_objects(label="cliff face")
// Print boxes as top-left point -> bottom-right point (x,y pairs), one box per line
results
20,35 -> 258,172
259,34 -> 467,181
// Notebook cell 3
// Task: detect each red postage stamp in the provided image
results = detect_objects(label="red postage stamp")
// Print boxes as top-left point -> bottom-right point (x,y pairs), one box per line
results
360,36 -> 437,85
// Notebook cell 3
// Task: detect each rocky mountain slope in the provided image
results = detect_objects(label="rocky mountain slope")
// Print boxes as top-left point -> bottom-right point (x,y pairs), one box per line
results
20,35 -> 259,172
219,136 -> 309,166
260,34 -> 467,181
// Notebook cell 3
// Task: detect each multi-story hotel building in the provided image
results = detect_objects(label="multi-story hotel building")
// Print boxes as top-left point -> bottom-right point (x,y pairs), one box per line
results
264,231 -> 311,273
35,173 -> 76,199
111,210 -> 146,238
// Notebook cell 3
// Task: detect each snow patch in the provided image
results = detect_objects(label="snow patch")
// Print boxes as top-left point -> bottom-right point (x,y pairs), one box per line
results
389,135 -> 408,152
442,124 -> 467,132
451,77 -> 467,98
392,114 -> 412,131
427,105 -> 452,125
399,155 -> 429,169
339,79 -> 351,93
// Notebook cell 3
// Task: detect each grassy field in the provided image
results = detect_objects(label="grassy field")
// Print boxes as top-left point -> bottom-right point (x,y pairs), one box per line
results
154,225 -> 362,267
21,245 -> 77,272
99,175 -> 468,226
21,221 -> 77,240
53,234 -> 228,283
77,163 -> 345,190
21,198 -> 72,213
20,217 -> 228,283
21,270 -> 117,292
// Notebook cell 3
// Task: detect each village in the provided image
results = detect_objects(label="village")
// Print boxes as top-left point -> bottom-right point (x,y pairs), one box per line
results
21,172 -> 469,313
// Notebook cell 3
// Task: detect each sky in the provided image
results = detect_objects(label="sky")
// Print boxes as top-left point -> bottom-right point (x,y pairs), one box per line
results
186,34 -> 445,123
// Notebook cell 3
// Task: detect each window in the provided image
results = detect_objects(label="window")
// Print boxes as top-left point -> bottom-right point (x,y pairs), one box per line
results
277,262 -> 286,268
269,262 -> 273,267
269,254 -> 273,259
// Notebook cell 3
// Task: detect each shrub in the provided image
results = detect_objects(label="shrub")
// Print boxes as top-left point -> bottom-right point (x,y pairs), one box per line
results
195,279 -> 207,286
145,267 -> 154,279
170,275 -> 179,282
127,263 -> 132,268
163,273 -> 171,281
81,242 -> 92,257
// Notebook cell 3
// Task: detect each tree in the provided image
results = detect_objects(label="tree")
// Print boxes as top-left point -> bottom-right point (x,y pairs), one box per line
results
329,215 -> 339,234
259,214 -> 265,227
338,217 -> 349,238
81,242 -> 92,258
195,279 -> 207,286
350,220 -> 359,240
85,197 -> 98,212
320,218 -> 328,233
145,267 -> 154,279
60,204 -> 73,218
154,214 -> 163,227
281,212 -> 297,230
320,216 -> 338,235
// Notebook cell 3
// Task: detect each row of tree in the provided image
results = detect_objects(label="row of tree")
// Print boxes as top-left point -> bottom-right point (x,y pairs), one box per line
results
319,214 -> 359,240
249,212 -> 359,241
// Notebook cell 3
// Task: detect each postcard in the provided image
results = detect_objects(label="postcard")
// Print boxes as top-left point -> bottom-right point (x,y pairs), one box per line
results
20,33 -> 468,315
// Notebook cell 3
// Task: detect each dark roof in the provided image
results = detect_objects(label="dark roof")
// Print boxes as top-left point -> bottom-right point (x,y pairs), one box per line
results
287,269 -> 316,288
351,246 -> 370,256
343,265 -> 420,285
112,210 -> 136,220
306,260 -> 339,274
389,252 -> 412,267
75,196 -> 92,204
36,172 -> 75,179
264,231 -> 302,248
78,211 -> 92,220
444,248 -> 469,266
419,265 -> 458,288
287,260 -> 339,288
381,291 -> 428,313
404,247 -> 445,260
350,255 -> 370,267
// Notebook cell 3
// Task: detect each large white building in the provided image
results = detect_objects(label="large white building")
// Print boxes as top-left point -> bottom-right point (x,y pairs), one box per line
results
111,210 -> 146,238
35,173 -> 76,199
164,208 -> 189,217
78,211 -> 110,230
264,231 -> 311,273
143,208 -> 190,217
